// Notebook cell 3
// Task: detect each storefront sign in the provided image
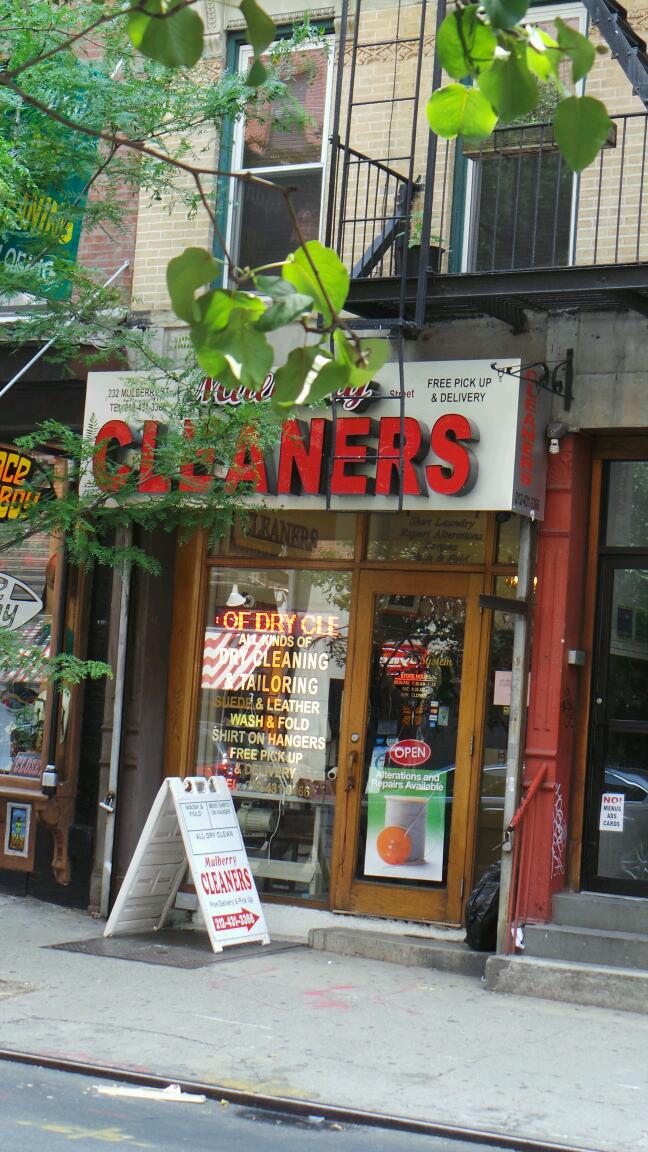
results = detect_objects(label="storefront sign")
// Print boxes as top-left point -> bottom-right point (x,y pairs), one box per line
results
82,359 -> 550,518
0,446 -> 50,521
9,752 -> 42,779
105,776 -> 269,953
200,608 -> 341,795
0,573 -> 43,632
388,739 -> 431,767
0,73 -> 96,299
364,748 -> 448,881
599,792 -> 625,832
0,179 -> 87,298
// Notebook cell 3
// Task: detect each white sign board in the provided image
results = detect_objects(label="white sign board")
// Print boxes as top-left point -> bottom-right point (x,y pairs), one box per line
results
82,358 -> 550,518
105,776 -> 269,952
599,792 -> 625,832
493,670 -> 513,707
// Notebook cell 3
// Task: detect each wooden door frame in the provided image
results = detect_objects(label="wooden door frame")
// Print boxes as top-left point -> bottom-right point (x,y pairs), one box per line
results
330,569 -> 486,925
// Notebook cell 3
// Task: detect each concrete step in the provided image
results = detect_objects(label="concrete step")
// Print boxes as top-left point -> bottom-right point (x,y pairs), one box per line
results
553,891 -> 648,933
309,927 -> 488,977
525,921 -> 648,970
485,953 -> 648,1015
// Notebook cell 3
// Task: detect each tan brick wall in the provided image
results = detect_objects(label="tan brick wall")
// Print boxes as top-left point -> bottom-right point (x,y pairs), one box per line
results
126,0 -> 648,317
130,40 -> 224,315
130,133 -> 218,313
330,0 -> 648,275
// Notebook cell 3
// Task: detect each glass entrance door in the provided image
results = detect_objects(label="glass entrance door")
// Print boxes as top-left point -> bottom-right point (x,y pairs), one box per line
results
584,558 -> 648,893
333,571 -> 483,923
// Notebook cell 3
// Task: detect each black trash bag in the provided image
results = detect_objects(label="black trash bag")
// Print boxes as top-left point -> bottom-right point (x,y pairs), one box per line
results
464,861 -> 500,952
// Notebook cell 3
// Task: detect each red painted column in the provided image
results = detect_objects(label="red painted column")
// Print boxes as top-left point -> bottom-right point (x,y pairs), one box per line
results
519,433 -> 591,923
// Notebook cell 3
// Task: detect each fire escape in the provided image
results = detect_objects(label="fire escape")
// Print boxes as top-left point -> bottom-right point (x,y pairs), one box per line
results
325,0 -> 648,334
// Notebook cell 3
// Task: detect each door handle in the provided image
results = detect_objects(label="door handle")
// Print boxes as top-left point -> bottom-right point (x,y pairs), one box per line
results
346,748 -> 357,792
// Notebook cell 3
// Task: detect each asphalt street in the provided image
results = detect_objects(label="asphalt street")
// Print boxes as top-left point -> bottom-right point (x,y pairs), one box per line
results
0,1061 -> 515,1152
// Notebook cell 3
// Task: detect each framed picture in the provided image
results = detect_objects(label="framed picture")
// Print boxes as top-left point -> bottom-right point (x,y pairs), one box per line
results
4,801 -> 32,857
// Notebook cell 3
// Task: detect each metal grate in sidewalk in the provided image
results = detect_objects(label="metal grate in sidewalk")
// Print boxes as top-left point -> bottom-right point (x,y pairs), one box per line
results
48,932 -> 304,969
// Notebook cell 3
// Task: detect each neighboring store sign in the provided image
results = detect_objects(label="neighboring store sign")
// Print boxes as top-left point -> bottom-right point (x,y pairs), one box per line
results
0,573 -> 43,632
105,776 -> 269,953
0,446 -> 51,521
0,72 -> 96,299
0,179 -> 87,298
82,359 -> 550,518
364,745 -> 448,881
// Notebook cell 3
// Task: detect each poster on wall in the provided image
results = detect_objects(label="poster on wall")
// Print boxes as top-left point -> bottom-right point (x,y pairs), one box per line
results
3,801 -> 32,857
364,740 -> 448,881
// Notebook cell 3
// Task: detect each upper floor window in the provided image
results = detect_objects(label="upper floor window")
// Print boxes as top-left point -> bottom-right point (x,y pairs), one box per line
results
228,39 -> 334,274
461,2 -> 587,272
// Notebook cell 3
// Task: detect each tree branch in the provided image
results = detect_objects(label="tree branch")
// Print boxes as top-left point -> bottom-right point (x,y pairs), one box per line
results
2,0 -> 205,80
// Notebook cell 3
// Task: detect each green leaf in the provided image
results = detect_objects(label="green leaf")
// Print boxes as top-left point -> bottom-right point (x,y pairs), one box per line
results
246,58 -> 268,87
482,0 -> 530,30
127,0 -> 204,69
333,333 -> 389,387
272,346 -> 321,408
426,84 -> 498,140
478,44 -> 538,121
255,293 -> 315,331
167,247 -> 221,323
302,361 -> 351,405
555,17 -> 596,84
255,275 -> 298,298
553,95 -> 612,172
196,288 -> 265,330
526,29 -> 561,82
240,0 -> 275,56
191,309 -> 273,389
437,7 -> 497,79
282,241 -> 350,325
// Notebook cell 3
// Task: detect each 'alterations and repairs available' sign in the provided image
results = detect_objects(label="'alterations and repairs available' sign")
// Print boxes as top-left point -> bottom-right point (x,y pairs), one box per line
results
82,359 -> 550,518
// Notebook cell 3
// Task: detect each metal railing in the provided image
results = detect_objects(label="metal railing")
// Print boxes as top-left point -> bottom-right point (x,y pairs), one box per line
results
328,143 -> 414,278
504,762 -> 549,954
329,112 -> 648,278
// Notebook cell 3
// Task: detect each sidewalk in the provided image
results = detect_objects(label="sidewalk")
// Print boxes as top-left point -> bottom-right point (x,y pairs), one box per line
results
1,893 -> 647,1152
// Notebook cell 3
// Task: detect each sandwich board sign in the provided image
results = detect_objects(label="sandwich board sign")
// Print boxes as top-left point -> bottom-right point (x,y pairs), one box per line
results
104,776 -> 269,952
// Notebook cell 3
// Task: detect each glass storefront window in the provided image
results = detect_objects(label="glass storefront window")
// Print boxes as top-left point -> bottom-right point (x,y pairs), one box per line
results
213,511 -> 356,561
0,533 -> 55,778
366,512 -> 486,563
607,567 -> 648,722
195,567 -> 350,900
606,462 -> 648,547
354,591 -> 467,887
495,513 -> 520,565
474,577 -> 516,879
597,731 -> 648,882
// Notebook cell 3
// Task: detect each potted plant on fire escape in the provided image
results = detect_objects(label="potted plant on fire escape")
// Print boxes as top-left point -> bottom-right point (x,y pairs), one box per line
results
394,208 -> 445,277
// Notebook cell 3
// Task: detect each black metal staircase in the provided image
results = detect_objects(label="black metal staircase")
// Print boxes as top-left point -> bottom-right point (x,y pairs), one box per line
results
584,0 -> 648,106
